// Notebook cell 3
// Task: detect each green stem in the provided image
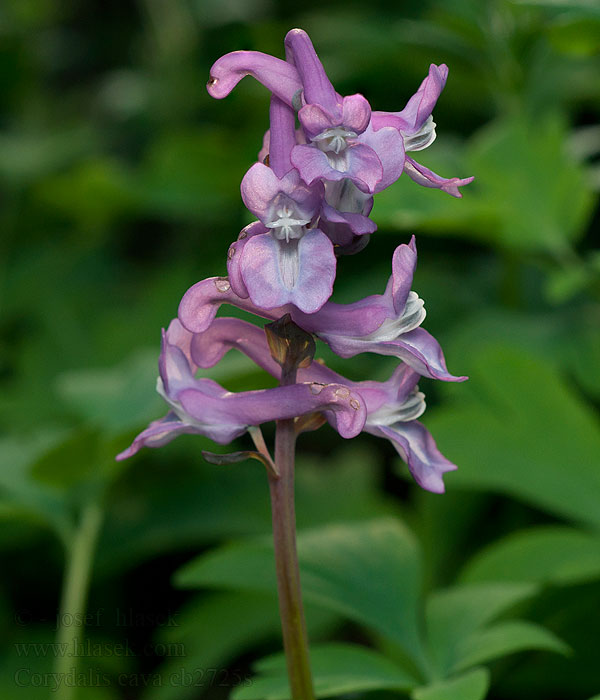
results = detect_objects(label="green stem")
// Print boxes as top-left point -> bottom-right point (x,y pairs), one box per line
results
54,499 -> 104,700
269,364 -> 315,700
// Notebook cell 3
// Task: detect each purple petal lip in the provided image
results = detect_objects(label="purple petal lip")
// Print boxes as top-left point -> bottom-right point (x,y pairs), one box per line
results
370,63 -> 448,135
291,142 -> 383,194
207,51 -> 302,106
238,228 -> 336,313
240,163 -> 321,224
403,157 -> 474,198
186,316 -> 457,493
118,314 -> 368,459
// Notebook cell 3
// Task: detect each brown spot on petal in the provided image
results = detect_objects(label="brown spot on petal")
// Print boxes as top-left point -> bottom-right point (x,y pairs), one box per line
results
335,387 -> 350,398
350,399 -> 361,410
310,382 -> 327,395
208,76 -> 218,87
227,246 -> 236,259
214,278 -> 230,293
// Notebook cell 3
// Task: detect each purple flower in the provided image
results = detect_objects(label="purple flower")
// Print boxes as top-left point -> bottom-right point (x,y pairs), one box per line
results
229,96 -> 336,314
371,64 -> 474,197
284,29 -> 404,197
180,237 -> 466,383
116,319 -> 367,460
190,317 -> 456,493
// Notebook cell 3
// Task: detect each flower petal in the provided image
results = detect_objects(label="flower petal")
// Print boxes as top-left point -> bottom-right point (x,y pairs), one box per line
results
371,64 -> 448,136
341,94 -> 371,135
240,229 -> 336,313
337,327 -> 467,382
390,235 -> 417,314
357,123 -> 405,192
404,157 -> 474,198
116,414 -> 198,460
292,143 -> 383,193
284,28 -> 340,116
207,51 -> 302,106
178,381 -> 366,441
371,420 -> 456,493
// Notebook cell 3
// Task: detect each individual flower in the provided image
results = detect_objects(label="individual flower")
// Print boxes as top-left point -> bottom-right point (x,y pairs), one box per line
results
371,63 -> 474,197
180,237 -> 466,382
116,318 -> 367,460
284,29 -> 404,197
190,317 -> 457,493
228,96 -> 336,314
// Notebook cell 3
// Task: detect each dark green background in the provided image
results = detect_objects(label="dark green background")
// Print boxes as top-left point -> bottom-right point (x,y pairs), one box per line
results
1,0 -> 599,698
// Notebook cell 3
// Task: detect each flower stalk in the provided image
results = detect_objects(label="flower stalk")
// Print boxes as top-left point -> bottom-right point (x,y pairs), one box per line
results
54,499 -> 104,700
266,316 -> 315,699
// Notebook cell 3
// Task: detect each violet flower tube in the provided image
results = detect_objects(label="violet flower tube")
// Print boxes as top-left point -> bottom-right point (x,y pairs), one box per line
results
180,237 -> 466,383
117,318 -> 366,461
188,316 -> 458,494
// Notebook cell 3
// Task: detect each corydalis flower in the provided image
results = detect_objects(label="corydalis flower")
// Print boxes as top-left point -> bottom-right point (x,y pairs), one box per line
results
284,29 -> 404,198
180,237 -> 466,383
229,96 -> 336,314
371,64 -> 474,197
191,317 -> 456,493
116,318 -> 367,460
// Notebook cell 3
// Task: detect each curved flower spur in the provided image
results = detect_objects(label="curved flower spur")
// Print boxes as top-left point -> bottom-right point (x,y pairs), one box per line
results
118,28 -> 471,700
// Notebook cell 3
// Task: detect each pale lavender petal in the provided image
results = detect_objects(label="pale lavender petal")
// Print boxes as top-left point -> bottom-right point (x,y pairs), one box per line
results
404,157 -> 474,198
298,103 -> 339,140
322,327 -> 466,382
397,64 -> 448,134
292,143 -> 383,193
291,295 -> 389,336
371,64 -> 448,135
241,164 -> 321,224
207,51 -> 302,106
371,421 -> 456,493
227,221 -> 271,299
159,324 -> 195,394
178,381 -> 366,440
116,414 -> 199,460
164,318 -> 197,373
240,229 -> 336,313
390,235 -> 417,314
321,201 -> 376,236
357,123 -> 405,192
284,28 -> 339,116
341,94 -> 371,135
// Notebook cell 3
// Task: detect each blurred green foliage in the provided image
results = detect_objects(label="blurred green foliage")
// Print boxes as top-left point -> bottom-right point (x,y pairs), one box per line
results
1,0 -> 599,698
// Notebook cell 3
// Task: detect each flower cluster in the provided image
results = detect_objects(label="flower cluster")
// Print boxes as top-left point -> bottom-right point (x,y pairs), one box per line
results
118,29 -> 471,493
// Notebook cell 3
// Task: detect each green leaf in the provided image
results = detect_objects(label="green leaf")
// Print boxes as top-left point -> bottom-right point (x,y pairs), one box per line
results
427,345 -> 600,529
97,446 -> 391,575
233,643 -> 418,700
466,115 -> 594,252
425,582 -> 537,675
30,428 -> 101,489
0,432 -> 71,539
145,591 -> 339,700
412,668 -> 490,700
460,526 -> 600,586
175,518 -> 426,665
453,620 -> 570,672
55,350 -> 164,436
